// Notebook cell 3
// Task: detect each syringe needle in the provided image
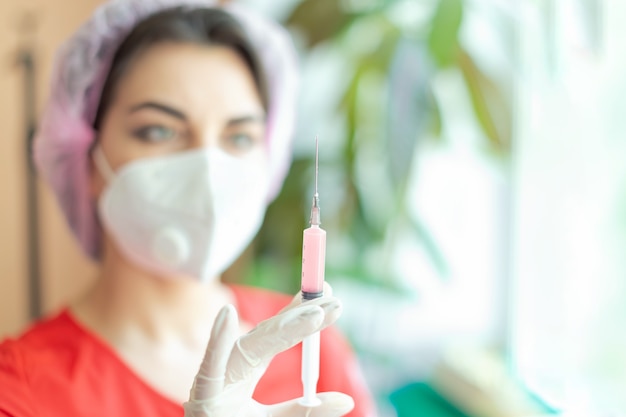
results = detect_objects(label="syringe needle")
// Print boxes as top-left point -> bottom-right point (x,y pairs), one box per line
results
310,135 -> 321,226
315,135 -> 319,197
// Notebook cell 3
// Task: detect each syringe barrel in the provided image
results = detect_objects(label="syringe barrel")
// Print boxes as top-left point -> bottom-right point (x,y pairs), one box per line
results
301,225 -> 326,300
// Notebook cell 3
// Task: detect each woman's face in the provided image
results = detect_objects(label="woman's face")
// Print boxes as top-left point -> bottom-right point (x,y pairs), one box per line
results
92,42 -> 267,181
90,41 -> 271,276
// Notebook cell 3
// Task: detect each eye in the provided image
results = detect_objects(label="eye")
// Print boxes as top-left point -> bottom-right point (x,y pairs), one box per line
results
225,133 -> 259,152
133,125 -> 179,143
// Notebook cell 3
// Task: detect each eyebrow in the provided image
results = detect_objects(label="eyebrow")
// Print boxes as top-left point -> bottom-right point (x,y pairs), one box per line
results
227,115 -> 266,127
129,101 -> 187,120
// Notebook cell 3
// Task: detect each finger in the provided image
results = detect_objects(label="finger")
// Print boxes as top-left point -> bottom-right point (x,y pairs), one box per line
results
323,281 -> 334,297
225,304 -> 325,384
278,291 -> 303,313
279,282 -> 335,313
189,304 -> 239,401
299,295 -> 343,329
265,392 -> 355,417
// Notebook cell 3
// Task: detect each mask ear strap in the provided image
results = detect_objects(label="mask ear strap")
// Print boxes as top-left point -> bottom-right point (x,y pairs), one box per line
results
92,146 -> 116,182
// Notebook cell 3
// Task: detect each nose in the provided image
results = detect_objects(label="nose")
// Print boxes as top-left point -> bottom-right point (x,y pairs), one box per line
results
190,123 -> 221,150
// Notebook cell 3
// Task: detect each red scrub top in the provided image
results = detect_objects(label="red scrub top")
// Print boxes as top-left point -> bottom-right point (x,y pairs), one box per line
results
0,285 -> 375,417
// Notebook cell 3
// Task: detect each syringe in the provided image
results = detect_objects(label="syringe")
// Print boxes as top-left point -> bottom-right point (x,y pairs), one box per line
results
299,136 -> 326,407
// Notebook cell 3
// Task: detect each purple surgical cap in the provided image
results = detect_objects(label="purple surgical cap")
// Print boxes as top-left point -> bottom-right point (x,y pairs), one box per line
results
33,0 -> 299,259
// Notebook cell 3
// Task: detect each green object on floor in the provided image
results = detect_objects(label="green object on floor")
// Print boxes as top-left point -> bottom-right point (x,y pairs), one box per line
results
389,382 -> 472,417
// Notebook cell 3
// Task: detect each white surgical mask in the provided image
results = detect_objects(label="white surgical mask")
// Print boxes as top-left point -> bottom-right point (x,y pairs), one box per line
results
93,146 -> 270,282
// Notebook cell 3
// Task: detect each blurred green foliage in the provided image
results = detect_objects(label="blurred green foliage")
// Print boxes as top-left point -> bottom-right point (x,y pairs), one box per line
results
226,0 -> 512,294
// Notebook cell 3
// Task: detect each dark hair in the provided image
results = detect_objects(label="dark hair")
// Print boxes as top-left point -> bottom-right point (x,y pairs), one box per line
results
93,7 -> 268,130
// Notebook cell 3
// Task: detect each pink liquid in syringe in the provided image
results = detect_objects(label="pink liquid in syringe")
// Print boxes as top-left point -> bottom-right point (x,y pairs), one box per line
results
301,224 -> 326,299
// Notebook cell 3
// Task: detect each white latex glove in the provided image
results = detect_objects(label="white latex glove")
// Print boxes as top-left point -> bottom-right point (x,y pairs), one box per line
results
183,292 -> 355,417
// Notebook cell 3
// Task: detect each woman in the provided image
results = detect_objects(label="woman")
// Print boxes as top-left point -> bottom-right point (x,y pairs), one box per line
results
0,1 -> 376,416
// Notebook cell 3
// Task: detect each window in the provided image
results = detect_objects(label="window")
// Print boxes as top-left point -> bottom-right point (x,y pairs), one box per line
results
511,1 -> 626,414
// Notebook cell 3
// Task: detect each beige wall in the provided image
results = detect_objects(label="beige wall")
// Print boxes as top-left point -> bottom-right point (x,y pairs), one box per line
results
0,0 -> 102,337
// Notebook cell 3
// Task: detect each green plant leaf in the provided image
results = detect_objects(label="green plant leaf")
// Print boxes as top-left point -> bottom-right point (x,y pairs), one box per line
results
458,48 -> 512,152
427,0 -> 464,68
338,61 -> 391,244
286,0 -> 354,47
387,39 -> 436,194
429,87 -> 443,138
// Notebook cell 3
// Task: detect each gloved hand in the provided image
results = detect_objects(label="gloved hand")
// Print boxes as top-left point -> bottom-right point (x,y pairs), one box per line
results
183,289 -> 355,417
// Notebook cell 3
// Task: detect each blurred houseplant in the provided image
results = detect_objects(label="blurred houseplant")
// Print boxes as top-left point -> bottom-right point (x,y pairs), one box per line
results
226,0 -> 511,294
